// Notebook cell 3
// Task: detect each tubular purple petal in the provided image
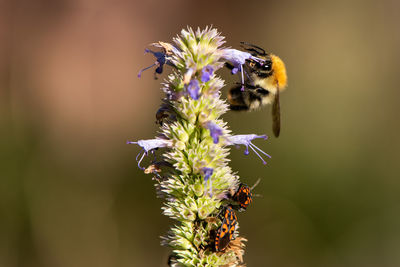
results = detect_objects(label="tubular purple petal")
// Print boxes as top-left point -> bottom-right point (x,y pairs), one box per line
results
127,138 -> 172,170
127,138 -> 171,152
201,65 -> 214,82
221,48 -> 266,66
201,167 -> 214,197
205,121 -> 223,144
137,63 -> 157,78
138,49 -> 167,78
135,149 -> 146,170
155,65 -> 163,74
221,49 -> 252,66
221,48 -> 267,91
201,167 -> 214,181
145,49 -> 166,66
227,134 -> 271,164
187,79 -> 201,100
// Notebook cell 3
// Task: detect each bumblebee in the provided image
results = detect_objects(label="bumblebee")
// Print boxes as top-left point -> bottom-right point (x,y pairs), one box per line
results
227,42 -> 288,137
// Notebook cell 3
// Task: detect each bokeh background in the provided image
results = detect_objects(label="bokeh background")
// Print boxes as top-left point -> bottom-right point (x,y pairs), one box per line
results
1,0 -> 400,266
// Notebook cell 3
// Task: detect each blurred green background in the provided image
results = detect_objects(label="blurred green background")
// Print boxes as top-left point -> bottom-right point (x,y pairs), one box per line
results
1,0 -> 400,266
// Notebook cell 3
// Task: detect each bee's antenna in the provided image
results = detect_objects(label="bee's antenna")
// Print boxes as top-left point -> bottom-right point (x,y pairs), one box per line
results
250,178 -> 263,198
250,178 -> 261,190
240,42 -> 266,56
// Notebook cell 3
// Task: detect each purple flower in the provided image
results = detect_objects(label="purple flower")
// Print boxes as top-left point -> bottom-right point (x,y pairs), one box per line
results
202,167 -> 214,180
187,79 -> 200,100
227,134 -> 271,165
138,49 -> 167,79
231,66 -> 240,75
127,138 -> 172,169
205,121 -> 223,144
221,49 -> 266,91
201,65 -> 214,82
221,49 -> 252,69
201,167 -> 214,197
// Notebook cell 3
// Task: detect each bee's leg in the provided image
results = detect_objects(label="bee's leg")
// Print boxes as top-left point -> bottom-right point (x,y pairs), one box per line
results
244,84 -> 257,90
255,87 -> 270,96
226,62 -> 244,87
228,86 -> 249,111
229,105 -> 249,111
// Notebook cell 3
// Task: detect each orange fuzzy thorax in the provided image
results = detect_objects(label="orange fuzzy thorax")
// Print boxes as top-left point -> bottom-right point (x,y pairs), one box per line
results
270,54 -> 287,90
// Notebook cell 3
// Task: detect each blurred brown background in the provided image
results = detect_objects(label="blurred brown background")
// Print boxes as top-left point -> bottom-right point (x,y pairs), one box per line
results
1,0 -> 400,266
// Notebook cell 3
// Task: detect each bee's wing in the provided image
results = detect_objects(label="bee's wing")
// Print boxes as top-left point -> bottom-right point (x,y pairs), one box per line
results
272,86 -> 281,137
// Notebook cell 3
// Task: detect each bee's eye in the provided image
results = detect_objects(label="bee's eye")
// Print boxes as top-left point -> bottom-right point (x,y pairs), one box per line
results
262,62 -> 272,71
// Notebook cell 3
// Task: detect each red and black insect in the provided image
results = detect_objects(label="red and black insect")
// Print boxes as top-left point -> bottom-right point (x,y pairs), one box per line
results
214,205 -> 237,252
232,183 -> 253,210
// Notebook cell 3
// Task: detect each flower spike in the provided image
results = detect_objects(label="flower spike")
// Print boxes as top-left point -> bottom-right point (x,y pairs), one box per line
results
130,27 -> 278,266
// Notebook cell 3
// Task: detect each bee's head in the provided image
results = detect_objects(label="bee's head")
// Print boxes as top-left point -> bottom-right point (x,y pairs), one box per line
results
247,58 -> 273,78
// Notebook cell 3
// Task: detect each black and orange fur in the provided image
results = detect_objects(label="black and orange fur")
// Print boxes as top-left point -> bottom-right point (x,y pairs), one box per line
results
227,42 -> 288,137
